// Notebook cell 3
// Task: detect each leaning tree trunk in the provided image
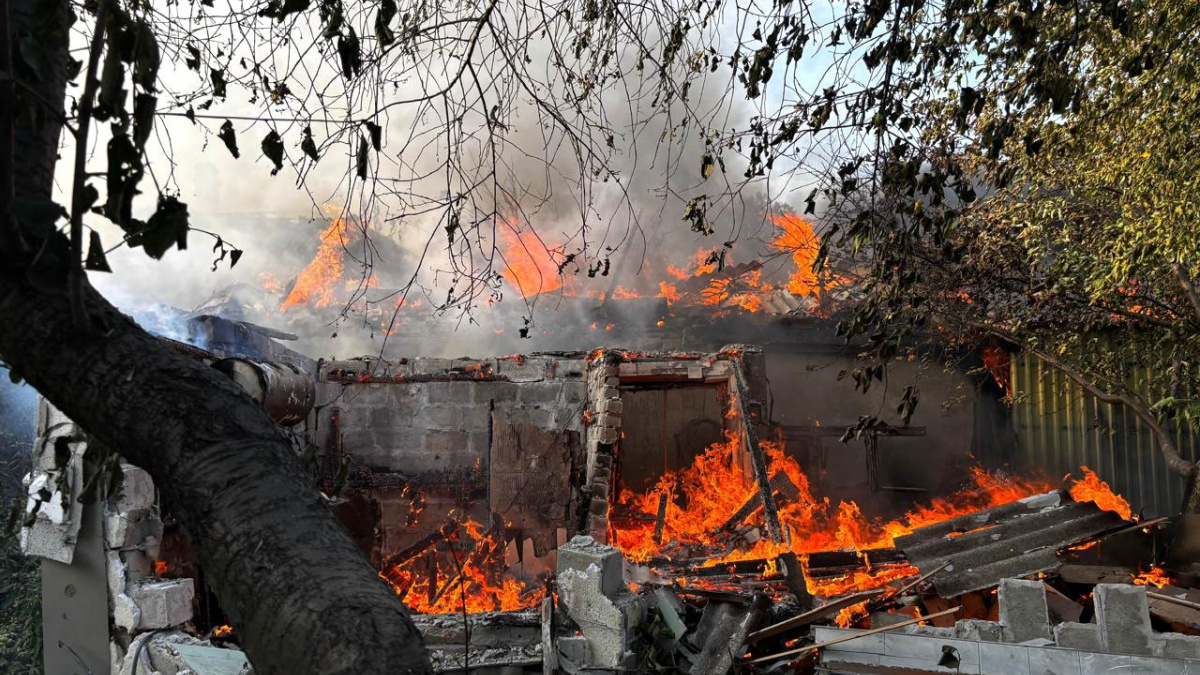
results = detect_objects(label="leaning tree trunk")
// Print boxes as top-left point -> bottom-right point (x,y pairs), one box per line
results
0,1 -> 430,673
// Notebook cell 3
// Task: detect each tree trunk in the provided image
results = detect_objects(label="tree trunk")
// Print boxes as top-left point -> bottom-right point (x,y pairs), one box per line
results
0,1 -> 431,673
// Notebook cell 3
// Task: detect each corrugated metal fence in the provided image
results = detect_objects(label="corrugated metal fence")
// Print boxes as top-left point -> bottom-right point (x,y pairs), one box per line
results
1011,352 -> 1200,517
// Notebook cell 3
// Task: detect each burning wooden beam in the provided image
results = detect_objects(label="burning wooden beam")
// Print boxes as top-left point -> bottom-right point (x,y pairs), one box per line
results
721,471 -> 803,531
729,359 -> 783,542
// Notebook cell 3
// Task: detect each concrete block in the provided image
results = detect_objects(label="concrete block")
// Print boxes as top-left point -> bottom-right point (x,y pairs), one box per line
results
593,397 -> 622,415
593,412 -> 620,429
113,464 -> 156,514
1054,622 -> 1104,652
553,405 -> 583,430
999,578 -> 1051,643
472,381 -> 518,404
558,536 -> 624,597
956,619 -> 1004,642
519,382 -> 565,406
127,578 -> 194,629
425,382 -> 473,404
496,359 -> 547,383
1094,583 -> 1154,655
1156,634 -> 1200,660
425,405 -> 488,431
596,386 -> 619,401
563,383 -> 586,405
412,357 -> 453,374
588,426 -> 619,445
556,536 -> 641,669
422,431 -> 475,464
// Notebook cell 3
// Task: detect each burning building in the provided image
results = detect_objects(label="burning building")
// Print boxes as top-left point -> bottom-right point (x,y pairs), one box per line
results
15,214 -> 1200,675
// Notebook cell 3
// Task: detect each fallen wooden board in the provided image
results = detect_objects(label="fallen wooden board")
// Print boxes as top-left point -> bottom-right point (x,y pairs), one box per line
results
1058,563 -> 1137,585
744,605 -> 961,664
1148,588 -> 1200,634
746,590 -> 884,644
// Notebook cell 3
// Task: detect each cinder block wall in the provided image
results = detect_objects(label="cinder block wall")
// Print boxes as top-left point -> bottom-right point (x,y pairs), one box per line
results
315,356 -> 588,559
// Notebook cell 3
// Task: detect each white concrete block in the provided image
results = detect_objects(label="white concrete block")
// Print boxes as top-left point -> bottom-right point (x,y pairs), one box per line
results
127,578 -> 195,630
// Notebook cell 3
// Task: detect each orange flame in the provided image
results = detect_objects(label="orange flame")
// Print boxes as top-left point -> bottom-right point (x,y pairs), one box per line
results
499,227 -> 562,298
770,213 -> 826,297
280,218 -> 349,311
381,517 -> 543,614
1132,566 -> 1171,588
1068,467 -> 1132,521
610,432 -> 1054,595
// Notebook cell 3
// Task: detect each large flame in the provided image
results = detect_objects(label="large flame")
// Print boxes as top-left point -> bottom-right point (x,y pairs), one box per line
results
770,213 -> 827,297
381,517 -> 543,614
499,227 -> 563,298
1068,466 -> 1132,521
610,433 -> 1064,595
280,218 -> 349,311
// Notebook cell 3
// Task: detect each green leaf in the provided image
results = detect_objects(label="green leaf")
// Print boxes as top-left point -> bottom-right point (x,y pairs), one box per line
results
211,68 -> 227,99
185,44 -> 201,71
262,130 -> 285,175
338,28 -> 361,79
319,0 -> 344,39
365,120 -> 381,151
85,231 -> 111,272
218,120 -> 239,158
301,125 -> 320,162
132,194 -> 189,259
258,0 -> 312,22
375,0 -> 397,47
132,93 -> 156,150
96,35 -> 126,122
132,20 -> 159,92
356,132 -> 369,179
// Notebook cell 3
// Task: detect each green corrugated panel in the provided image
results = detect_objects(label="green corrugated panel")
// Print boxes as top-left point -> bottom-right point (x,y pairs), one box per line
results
1009,352 -> 1199,517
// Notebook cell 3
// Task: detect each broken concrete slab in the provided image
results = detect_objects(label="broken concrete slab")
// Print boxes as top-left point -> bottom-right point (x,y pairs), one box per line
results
998,578 -> 1051,643
683,594 -> 767,675
556,536 -> 643,669
1094,583 -> 1155,656
126,578 -> 195,630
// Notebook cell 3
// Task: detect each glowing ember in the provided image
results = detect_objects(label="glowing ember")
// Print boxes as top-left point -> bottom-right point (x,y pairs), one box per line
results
1069,467 -> 1133,521
381,516 -> 543,614
1132,566 -> 1171,588
499,227 -> 563,298
280,218 -> 349,311
212,625 -> 234,638
835,601 -> 869,628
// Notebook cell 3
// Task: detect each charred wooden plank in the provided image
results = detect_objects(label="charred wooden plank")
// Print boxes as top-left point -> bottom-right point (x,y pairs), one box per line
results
746,590 -> 886,644
654,491 -> 669,545
730,361 -> 782,541
1058,564 -> 1138,585
721,472 -> 802,531
744,605 -> 960,664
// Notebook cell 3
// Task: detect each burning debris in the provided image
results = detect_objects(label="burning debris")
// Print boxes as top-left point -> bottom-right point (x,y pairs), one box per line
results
17,323 -> 1200,674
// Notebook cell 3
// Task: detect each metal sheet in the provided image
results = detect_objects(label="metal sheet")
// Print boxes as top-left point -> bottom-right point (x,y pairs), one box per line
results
41,500 -> 110,675
1011,352 -> 1200,518
894,490 -> 1127,597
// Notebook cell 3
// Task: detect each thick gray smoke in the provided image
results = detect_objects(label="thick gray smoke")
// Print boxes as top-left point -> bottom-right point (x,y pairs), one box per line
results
57,6 -> 807,361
